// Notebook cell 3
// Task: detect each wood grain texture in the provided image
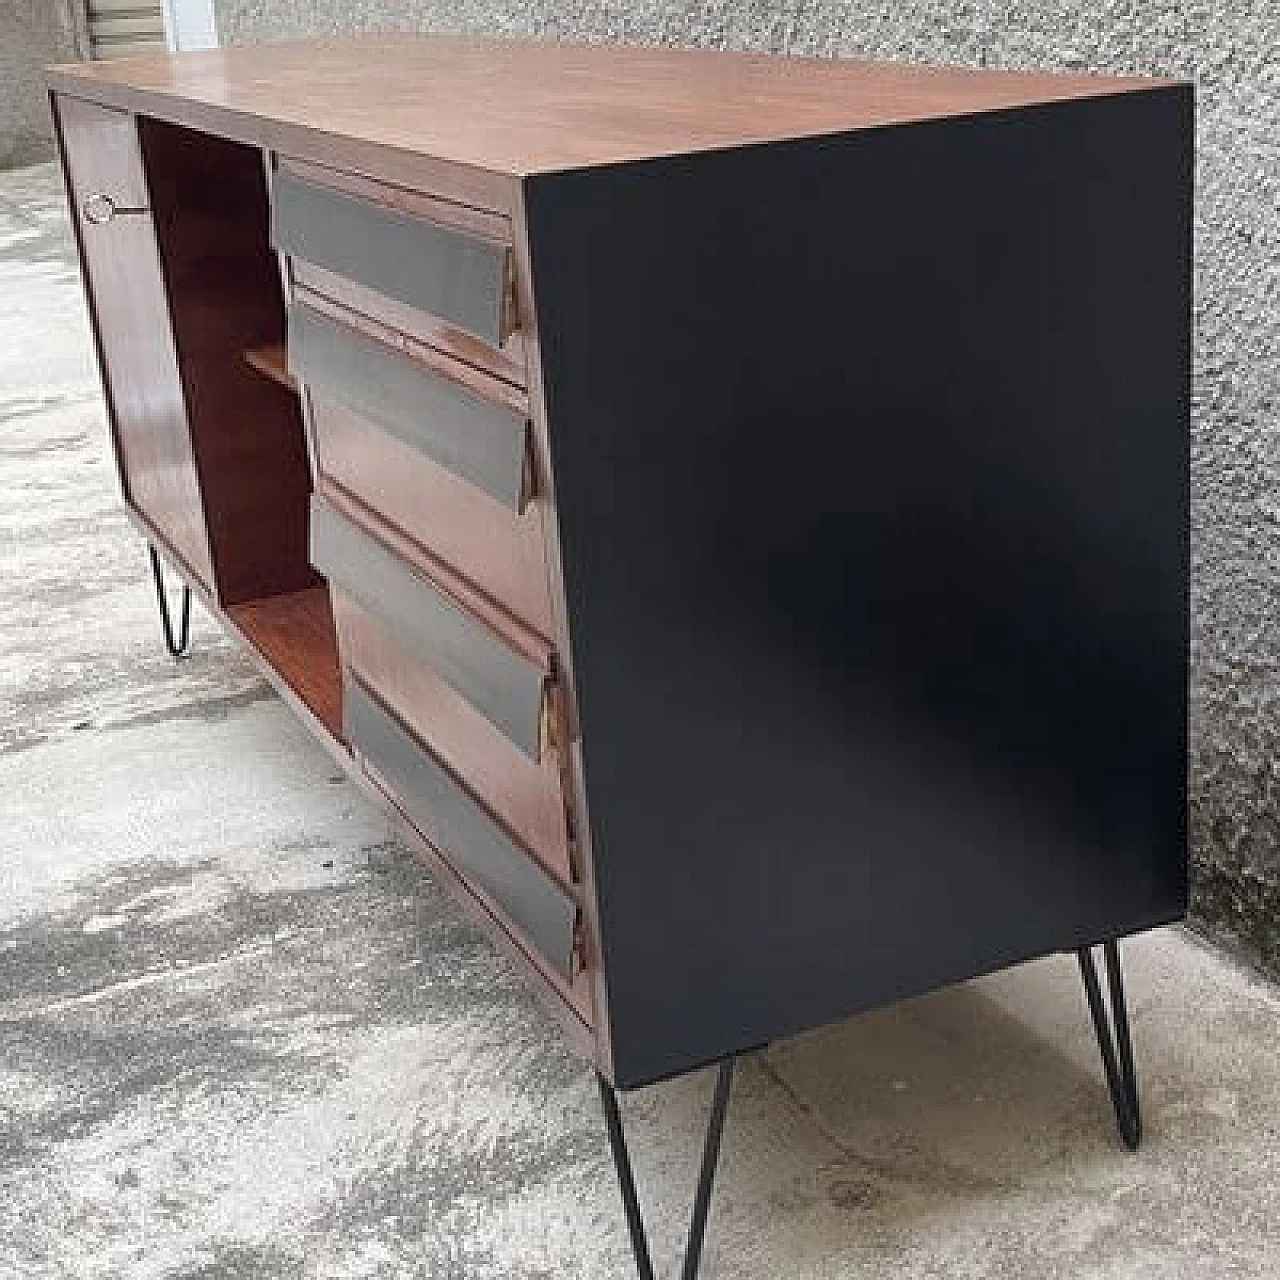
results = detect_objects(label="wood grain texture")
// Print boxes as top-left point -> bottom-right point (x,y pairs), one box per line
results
227,586 -> 342,738
292,261 -> 528,391
309,495 -> 551,760
288,305 -> 530,513
333,590 -> 573,890
312,400 -> 555,640
48,35 -> 1171,178
139,118 -> 317,607
315,482 -> 553,672
54,94 -> 214,590
508,186 -> 609,1068
243,342 -> 294,391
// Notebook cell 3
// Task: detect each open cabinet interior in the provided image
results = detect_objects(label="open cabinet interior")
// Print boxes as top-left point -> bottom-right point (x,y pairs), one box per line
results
137,117 -> 342,738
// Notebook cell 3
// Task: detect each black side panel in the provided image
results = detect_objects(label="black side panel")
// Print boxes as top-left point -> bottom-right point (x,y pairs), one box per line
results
526,88 -> 1192,1088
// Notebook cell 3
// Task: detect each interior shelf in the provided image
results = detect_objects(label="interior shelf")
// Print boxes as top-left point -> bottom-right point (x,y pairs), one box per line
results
243,342 -> 296,391
227,586 -> 342,739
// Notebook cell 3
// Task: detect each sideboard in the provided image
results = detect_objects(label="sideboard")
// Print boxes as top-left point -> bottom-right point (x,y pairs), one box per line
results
48,37 -> 1191,1276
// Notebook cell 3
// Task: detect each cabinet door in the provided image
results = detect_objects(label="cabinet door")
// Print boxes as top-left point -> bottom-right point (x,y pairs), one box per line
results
54,94 -> 214,590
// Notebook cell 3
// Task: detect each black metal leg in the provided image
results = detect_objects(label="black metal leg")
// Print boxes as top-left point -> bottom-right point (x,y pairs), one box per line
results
1077,939 -> 1141,1151
598,1073 -> 657,1280
597,1057 -> 736,1280
148,544 -> 192,659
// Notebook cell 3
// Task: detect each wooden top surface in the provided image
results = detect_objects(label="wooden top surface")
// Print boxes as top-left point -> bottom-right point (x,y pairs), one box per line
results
49,35 -> 1172,178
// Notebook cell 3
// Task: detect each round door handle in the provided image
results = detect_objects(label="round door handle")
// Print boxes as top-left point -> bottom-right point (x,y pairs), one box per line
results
81,193 -> 149,225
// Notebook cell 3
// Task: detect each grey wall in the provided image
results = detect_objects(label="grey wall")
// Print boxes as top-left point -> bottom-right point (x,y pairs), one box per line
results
215,1 -> 1280,983
0,1 -> 85,170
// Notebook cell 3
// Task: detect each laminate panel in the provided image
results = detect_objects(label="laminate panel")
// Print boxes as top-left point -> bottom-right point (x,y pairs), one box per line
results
346,679 -> 578,980
48,37 -> 1169,177
333,589 -> 573,888
310,497 -> 549,759
510,180 -> 614,1075
279,156 -> 511,243
292,260 -> 527,392
54,94 -> 213,590
528,87 -> 1192,1086
312,400 -> 554,640
139,118 -> 318,606
273,169 -> 513,345
227,587 -> 342,738
289,305 -> 530,512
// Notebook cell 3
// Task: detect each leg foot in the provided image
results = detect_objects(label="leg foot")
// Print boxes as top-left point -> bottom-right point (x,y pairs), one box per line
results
1077,939 -> 1141,1150
598,1057 -> 736,1280
148,544 -> 192,659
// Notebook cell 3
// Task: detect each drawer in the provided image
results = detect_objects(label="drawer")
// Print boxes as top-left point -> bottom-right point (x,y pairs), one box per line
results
289,303 -> 532,513
346,678 -> 578,980
310,397 -> 555,640
310,495 -> 550,760
333,587 -> 573,886
272,167 -> 516,348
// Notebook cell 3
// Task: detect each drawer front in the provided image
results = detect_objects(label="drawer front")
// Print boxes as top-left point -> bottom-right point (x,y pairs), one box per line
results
311,399 -> 554,639
347,679 -> 577,979
291,259 -> 527,390
290,304 -> 531,513
272,169 -> 513,347
311,496 -> 548,758
333,589 -> 572,884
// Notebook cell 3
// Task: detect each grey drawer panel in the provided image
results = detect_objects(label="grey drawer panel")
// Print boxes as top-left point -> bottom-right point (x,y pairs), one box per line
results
311,496 -> 546,757
289,305 -> 530,512
347,679 -> 576,978
272,170 -> 510,345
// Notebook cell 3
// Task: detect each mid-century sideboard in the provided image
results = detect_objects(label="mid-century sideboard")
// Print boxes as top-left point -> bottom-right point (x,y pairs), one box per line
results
48,37 -> 1191,1277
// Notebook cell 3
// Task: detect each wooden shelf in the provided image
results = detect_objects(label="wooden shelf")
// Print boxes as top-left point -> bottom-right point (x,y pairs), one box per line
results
243,342 -> 295,391
227,585 -> 342,738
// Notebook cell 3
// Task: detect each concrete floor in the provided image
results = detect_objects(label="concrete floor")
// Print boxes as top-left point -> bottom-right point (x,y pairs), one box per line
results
1,159 -> 1278,1280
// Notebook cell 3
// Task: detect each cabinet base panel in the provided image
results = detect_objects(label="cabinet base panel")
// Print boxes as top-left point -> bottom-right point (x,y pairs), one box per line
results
227,586 -> 342,739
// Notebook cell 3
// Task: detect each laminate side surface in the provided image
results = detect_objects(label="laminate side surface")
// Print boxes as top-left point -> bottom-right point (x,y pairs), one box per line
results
528,88 -> 1192,1087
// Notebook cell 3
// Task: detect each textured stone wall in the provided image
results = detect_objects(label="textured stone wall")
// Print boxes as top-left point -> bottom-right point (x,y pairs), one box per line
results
0,0 -> 84,170
215,0 -> 1280,981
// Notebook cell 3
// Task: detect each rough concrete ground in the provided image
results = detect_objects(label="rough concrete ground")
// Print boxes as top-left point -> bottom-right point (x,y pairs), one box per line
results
1,160 -> 1278,1279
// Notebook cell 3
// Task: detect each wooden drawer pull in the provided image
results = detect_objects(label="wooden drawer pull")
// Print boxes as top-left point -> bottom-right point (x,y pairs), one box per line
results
347,678 -> 577,978
289,304 -> 532,513
272,169 -> 514,346
311,496 -> 548,758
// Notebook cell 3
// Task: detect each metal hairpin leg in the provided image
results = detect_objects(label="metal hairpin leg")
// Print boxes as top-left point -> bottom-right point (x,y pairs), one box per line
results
1077,939 -> 1141,1150
148,544 -> 192,659
597,1057 -> 736,1280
